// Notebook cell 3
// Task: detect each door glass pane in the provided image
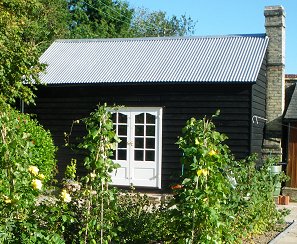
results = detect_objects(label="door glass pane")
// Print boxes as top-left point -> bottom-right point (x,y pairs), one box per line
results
146,138 -> 155,149
118,149 -> 127,160
145,150 -> 155,161
111,113 -> 117,123
118,137 -> 127,148
135,138 -> 144,149
118,125 -> 127,136
146,113 -> 155,124
135,150 -> 144,161
146,125 -> 155,136
135,125 -> 144,136
135,113 -> 144,124
118,113 -> 127,123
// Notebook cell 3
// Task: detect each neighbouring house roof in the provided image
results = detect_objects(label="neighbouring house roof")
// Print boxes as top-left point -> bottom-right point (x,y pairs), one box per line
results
285,83 -> 297,120
286,74 -> 297,80
39,34 -> 268,85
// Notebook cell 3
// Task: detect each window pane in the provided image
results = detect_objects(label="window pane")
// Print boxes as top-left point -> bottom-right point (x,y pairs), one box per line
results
135,150 -> 144,161
135,125 -> 144,136
118,113 -> 127,123
118,125 -> 127,136
146,138 -> 155,149
118,137 -> 127,148
135,113 -> 144,124
111,113 -> 117,123
145,151 -> 155,161
146,125 -> 155,136
146,113 -> 155,124
135,138 -> 144,149
118,150 -> 127,160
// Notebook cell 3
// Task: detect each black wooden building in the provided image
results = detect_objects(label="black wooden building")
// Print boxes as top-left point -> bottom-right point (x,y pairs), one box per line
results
26,35 -> 268,190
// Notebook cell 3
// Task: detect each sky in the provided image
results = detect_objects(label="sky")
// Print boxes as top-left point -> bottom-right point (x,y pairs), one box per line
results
127,0 -> 297,74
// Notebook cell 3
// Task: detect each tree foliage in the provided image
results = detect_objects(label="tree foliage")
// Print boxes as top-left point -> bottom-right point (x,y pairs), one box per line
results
0,0 -> 69,104
131,8 -> 196,37
68,0 -> 134,38
67,1 -> 196,38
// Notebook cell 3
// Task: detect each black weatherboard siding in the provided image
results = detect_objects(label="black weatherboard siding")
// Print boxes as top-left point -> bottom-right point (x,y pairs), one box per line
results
26,81 -> 265,189
251,55 -> 267,155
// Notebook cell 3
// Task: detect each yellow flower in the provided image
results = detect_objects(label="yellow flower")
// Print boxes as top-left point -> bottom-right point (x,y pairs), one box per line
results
38,174 -> 45,180
28,166 -> 39,176
4,198 -> 12,204
209,150 -> 217,156
31,179 -> 42,190
195,138 -> 199,145
3,195 -> 12,204
61,189 -> 71,203
197,169 -> 209,177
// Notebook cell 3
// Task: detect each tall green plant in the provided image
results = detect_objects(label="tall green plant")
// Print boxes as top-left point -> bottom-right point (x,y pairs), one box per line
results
171,114 -> 288,242
70,103 -> 120,243
174,114 -> 234,243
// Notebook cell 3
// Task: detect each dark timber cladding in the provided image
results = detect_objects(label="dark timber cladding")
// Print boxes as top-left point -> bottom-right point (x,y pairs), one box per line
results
27,82 -> 253,188
251,54 -> 267,156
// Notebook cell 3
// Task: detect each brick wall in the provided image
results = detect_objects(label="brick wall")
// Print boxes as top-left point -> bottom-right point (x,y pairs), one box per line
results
262,6 -> 285,158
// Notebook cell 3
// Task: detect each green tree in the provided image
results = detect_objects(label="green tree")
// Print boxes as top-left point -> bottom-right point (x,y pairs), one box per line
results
131,8 -> 196,37
67,1 -> 196,38
0,0 -> 69,105
68,0 -> 134,38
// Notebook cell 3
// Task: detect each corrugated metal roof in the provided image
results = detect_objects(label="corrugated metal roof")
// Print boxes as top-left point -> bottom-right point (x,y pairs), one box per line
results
285,84 -> 297,120
39,34 -> 268,84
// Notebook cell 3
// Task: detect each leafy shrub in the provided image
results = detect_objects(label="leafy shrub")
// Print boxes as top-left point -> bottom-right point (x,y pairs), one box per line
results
0,101 -> 60,242
0,101 -> 57,182
115,192 -> 172,243
230,155 -> 288,237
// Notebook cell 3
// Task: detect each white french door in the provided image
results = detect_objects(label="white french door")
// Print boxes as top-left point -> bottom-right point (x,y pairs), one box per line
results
111,107 -> 162,188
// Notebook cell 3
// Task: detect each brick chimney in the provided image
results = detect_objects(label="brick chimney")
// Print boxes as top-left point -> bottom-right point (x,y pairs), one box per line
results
262,6 -> 285,159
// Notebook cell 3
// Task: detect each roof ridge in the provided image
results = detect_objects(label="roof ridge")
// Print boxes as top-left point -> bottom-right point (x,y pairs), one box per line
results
55,33 -> 267,43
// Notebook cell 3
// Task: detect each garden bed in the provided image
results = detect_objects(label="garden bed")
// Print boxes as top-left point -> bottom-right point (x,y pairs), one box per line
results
243,222 -> 291,243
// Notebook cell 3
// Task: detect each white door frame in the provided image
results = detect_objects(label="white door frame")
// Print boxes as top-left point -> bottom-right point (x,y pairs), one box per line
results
110,107 -> 162,189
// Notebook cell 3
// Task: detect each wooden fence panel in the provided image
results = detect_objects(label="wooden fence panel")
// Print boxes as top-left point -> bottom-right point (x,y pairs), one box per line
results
288,123 -> 297,187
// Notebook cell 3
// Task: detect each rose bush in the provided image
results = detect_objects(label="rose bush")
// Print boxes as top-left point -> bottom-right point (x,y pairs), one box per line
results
0,101 -> 61,242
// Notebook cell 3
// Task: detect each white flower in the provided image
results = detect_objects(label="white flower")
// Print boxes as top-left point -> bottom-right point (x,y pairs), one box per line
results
28,166 -> 39,176
32,179 -> 42,190
61,189 -> 71,203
